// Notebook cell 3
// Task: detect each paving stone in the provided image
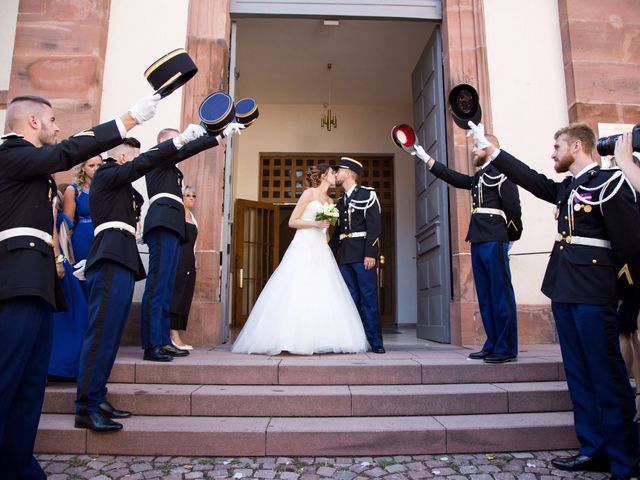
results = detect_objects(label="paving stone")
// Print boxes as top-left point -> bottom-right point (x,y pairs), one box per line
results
511,453 -> 535,459
363,467 -> 387,477
47,463 -> 72,474
143,470 -> 165,479
184,472 -> 204,479
280,473 -> 301,480
81,470 -> 100,478
333,471 -> 358,480
385,463 -> 408,473
317,466 -> 336,476
459,465 -> 479,474
469,475 -> 493,480
254,469 -> 276,479
408,471 -> 433,479
430,467 -> 456,475
131,462 -> 152,473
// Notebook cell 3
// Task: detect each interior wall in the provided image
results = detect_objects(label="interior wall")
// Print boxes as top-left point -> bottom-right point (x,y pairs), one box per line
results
233,102 -> 418,325
484,0 -> 569,305
100,0 -> 190,301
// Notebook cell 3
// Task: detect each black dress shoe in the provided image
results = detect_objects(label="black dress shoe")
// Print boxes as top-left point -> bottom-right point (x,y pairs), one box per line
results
99,401 -> 132,419
372,346 -> 386,354
551,454 -> 609,472
483,353 -> 517,364
468,350 -> 491,360
163,344 -> 189,357
143,345 -> 173,362
74,412 -> 122,432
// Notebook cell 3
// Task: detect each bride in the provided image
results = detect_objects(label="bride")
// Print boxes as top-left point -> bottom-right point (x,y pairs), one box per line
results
231,164 -> 369,355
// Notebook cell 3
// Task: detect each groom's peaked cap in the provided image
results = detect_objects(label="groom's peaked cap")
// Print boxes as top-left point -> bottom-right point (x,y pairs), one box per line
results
338,157 -> 362,175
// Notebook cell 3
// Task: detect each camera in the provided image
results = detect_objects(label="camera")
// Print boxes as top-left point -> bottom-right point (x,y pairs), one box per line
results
596,123 -> 640,157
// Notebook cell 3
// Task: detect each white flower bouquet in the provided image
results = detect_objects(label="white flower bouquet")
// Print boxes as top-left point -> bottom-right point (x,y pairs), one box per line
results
315,203 -> 339,233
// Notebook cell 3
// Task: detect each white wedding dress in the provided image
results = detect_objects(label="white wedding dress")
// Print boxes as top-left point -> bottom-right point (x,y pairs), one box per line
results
231,200 -> 369,355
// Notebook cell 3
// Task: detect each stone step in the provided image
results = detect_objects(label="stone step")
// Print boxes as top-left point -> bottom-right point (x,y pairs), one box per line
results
43,381 -> 571,417
107,348 -> 564,386
35,412 -> 579,456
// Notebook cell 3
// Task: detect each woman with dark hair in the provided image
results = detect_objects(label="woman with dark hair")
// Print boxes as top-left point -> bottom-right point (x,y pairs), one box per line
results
232,164 -> 368,355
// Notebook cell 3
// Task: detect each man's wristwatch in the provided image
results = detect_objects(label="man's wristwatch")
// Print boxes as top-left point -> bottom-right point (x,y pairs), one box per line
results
55,254 -> 66,265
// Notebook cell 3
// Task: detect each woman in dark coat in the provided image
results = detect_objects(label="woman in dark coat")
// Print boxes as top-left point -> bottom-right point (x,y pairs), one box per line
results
170,185 -> 198,350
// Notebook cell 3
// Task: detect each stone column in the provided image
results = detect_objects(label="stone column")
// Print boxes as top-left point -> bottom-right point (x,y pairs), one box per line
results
558,0 -> 640,131
8,0 -> 111,184
179,0 -> 232,346
440,0 -> 494,346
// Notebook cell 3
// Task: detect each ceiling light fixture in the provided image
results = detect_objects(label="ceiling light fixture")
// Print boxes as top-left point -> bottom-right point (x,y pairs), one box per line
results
321,63 -> 337,132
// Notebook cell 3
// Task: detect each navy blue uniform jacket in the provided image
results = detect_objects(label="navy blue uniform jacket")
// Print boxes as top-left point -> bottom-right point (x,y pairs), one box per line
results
492,150 -> 640,306
86,135 -> 219,281
0,121 -> 123,309
330,185 -> 381,264
430,161 -> 522,242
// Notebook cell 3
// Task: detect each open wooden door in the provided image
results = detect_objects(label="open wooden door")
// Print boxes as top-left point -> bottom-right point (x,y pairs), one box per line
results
232,199 -> 280,328
413,27 -> 451,342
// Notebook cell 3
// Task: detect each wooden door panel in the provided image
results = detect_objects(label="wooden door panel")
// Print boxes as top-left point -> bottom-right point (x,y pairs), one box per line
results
413,27 -> 451,343
232,199 -> 279,328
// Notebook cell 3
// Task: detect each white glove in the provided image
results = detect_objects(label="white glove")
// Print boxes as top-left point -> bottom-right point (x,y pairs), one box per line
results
467,121 -> 492,149
412,145 -> 431,163
129,93 -> 161,125
173,124 -> 207,148
222,122 -> 245,138
73,259 -> 86,281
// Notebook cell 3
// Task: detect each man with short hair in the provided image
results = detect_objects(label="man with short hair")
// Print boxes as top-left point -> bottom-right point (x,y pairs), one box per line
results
469,121 -> 639,480
414,136 -> 522,363
330,157 -> 384,353
0,93 -> 159,478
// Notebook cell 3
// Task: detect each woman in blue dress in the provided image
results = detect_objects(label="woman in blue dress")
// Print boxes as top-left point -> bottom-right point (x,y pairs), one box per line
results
48,157 -> 102,379
62,155 -> 101,296
48,187 -> 91,380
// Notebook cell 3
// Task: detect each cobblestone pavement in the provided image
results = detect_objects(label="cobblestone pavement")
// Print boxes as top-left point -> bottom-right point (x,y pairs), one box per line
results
37,450 -> 616,479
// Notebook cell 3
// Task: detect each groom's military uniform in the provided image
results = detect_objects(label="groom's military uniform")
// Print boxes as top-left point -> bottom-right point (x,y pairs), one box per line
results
330,157 -> 383,350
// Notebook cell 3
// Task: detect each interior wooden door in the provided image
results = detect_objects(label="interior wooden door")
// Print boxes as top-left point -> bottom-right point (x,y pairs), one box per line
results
258,153 -> 396,327
232,199 -> 280,328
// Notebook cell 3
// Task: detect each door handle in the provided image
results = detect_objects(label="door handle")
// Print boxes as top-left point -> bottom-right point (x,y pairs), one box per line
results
238,268 -> 243,289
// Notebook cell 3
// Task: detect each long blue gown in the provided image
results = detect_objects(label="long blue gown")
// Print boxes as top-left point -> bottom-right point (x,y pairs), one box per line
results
48,186 -> 93,378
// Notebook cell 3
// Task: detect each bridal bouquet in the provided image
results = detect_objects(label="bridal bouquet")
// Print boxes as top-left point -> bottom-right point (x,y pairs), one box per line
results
315,203 -> 339,233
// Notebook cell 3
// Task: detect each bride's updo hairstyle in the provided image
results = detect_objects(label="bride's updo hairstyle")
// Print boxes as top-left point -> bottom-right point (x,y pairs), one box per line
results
305,163 -> 335,188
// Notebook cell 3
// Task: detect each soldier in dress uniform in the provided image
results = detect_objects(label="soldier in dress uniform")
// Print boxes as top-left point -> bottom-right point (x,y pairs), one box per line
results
414,137 -> 522,363
75,123 -> 240,432
468,121 -> 639,480
330,157 -> 385,353
139,124 -> 241,362
0,93 -> 159,479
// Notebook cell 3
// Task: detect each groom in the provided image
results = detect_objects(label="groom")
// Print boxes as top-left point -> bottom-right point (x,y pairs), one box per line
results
330,157 -> 385,353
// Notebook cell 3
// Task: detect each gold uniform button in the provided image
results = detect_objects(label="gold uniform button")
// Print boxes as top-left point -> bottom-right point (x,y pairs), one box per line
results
592,259 -> 597,264
29,242 -> 35,247
559,246 -> 564,250
562,231 -> 566,235
564,216 -> 568,220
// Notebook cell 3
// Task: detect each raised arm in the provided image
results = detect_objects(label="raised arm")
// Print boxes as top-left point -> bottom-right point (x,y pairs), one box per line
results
414,145 -> 474,189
